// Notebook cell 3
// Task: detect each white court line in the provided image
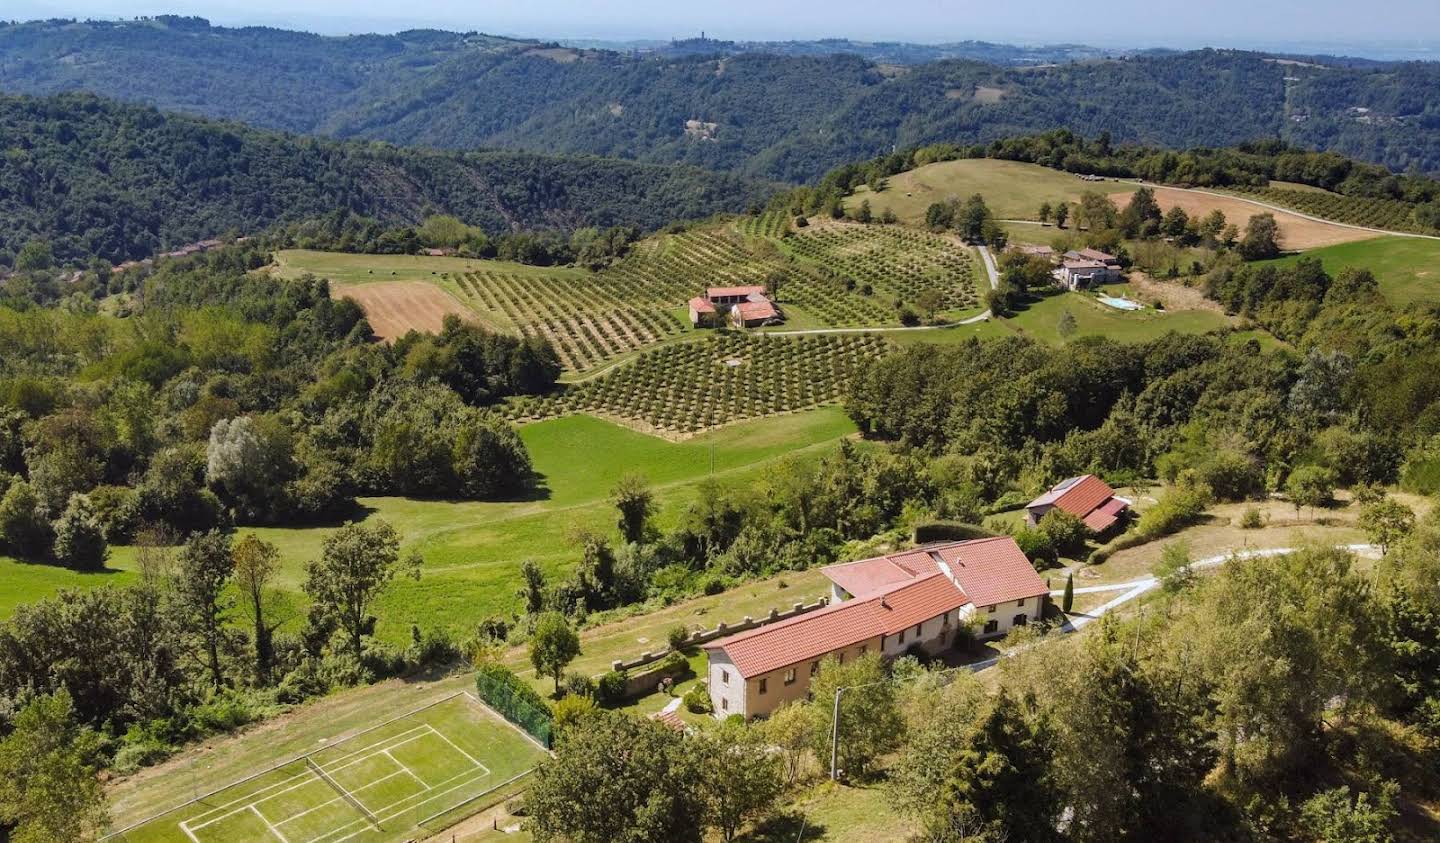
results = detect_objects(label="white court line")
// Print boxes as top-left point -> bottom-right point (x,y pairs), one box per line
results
274,769 -> 412,832
252,804 -> 291,843
312,764 -> 496,843
178,818 -> 202,843
385,749 -> 431,788
182,725 -> 432,826
426,727 -> 486,771
188,730 -> 432,833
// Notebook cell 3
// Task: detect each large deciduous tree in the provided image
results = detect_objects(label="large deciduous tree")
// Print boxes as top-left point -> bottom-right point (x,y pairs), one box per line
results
177,529 -> 235,691
808,652 -> 902,780
528,710 -> 705,843
529,611 -> 581,695
610,472 -> 656,544
233,532 -> 282,684
0,690 -> 107,843
303,520 -> 419,661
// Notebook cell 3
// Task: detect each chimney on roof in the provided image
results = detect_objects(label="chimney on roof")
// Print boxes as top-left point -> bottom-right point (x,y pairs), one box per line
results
879,596 -> 890,609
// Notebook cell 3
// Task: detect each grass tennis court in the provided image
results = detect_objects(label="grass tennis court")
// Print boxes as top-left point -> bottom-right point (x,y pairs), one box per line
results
107,694 -> 547,843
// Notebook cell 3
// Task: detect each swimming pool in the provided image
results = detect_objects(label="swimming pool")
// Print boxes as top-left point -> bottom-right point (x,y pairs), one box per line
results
1097,295 -> 1143,311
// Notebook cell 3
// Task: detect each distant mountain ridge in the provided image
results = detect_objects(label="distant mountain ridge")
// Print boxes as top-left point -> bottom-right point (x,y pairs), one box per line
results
2,16 -> 1440,181
0,92 -> 776,264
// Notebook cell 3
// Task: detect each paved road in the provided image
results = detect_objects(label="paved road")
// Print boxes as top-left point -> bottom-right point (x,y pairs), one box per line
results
964,543 -> 1380,672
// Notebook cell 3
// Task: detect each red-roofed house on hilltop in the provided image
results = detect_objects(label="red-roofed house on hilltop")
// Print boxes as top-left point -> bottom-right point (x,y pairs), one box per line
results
703,537 -> 1048,719
1025,474 -> 1131,533
689,285 -> 783,329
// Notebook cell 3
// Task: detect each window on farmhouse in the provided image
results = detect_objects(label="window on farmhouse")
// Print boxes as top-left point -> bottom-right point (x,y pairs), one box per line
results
722,670 -> 729,684
810,661 -> 819,676
943,612 -> 951,628
721,698 -> 728,711
784,668 -> 796,685
759,678 -> 768,694
987,604 -> 996,614
1014,615 -> 1028,626
984,620 -> 998,634
1017,598 -> 1026,607
899,629 -> 906,644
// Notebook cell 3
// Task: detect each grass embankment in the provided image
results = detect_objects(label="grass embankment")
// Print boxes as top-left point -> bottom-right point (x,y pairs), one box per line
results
0,408 -> 858,643
1260,236 -> 1440,306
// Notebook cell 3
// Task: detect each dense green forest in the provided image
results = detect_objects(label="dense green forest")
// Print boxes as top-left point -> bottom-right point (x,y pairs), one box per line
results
3,18 -> 1440,181
0,93 -> 775,264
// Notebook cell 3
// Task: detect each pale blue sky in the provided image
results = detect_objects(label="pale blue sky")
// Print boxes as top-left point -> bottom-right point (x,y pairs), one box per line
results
8,0 -> 1440,55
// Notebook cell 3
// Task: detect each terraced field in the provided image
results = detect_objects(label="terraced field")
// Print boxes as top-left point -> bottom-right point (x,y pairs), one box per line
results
504,333 -> 887,437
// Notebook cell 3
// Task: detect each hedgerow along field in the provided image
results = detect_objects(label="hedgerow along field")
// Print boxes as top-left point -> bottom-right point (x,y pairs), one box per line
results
503,333 -> 888,437
105,694 -> 546,843
0,409 -> 859,641
1106,186 -> 1378,250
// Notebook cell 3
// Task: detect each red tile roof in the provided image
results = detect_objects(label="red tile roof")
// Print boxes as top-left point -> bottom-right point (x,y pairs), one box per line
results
940,537 -> 1050,607
1083,497 -> 1129,532
703,595 -> 884,679
1028,475 -> 1129,532
708,285 -> 767,300
688,296 -> 716,314
733,300 -> 779,321
710,537 -> 1050,679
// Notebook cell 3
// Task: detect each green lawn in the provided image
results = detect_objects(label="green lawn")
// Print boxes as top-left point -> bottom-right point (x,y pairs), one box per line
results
1,409 -> 857,644
1259,236 -> 1440,305
847,159 -> 1132,225
0,559 -> 135,617
109,694 -> 545,843
891,289 -> 1232,348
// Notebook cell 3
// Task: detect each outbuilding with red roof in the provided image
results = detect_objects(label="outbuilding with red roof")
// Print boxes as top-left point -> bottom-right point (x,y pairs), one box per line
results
1025,474 -> 1130,533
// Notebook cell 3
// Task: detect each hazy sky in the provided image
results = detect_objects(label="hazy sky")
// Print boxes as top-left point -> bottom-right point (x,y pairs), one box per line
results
8,0 -> 1440,52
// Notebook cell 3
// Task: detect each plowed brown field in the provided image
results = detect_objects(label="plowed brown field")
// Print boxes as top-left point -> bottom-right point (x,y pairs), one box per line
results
331,281 -> 474,341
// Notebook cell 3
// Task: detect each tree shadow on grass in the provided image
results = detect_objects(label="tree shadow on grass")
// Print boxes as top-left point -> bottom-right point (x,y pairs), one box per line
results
736,810 -> 827,843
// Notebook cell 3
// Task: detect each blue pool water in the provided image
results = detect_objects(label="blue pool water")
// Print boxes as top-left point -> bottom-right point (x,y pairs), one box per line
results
1097,295 -> 1143,311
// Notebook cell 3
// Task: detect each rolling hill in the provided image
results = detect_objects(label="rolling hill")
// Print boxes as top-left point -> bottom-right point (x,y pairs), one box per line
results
0,92 -> 776,263
3,17 -> 1440,182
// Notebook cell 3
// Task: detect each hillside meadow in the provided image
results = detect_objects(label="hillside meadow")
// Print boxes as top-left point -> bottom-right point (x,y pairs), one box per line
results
1259,235 -> 1440,305
0,409 -> 858,642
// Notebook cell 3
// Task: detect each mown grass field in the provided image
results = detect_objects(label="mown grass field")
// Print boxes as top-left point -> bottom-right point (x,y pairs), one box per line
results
846,158 -> 1107,223
0,409 -> 858,644
1259,235 -> 1440,305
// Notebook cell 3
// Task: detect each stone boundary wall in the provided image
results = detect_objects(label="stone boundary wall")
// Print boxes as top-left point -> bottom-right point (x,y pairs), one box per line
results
608,596 -> 831,675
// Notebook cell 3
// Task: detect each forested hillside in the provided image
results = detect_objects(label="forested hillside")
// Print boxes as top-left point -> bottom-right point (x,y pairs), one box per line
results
4,17 -> 1440,180
0,93 -> 775,263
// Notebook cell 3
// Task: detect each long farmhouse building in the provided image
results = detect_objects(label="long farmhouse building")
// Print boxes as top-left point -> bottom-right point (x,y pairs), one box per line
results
703,536 -> 1048,719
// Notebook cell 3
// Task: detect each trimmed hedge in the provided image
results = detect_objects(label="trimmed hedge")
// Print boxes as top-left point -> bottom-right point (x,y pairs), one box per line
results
913,521 -> 996,544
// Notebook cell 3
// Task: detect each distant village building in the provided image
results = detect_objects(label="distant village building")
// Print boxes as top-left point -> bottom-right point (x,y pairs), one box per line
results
1025,474 -> 1130,533
703,537 -> 1048,719
689,285 -> 782,328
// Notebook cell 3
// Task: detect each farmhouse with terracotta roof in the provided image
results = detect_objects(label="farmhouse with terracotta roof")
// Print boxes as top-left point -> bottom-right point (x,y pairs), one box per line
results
1057,248 -> 1122,290
688,285 -> 783,329
703,537 -> 1047,719
1025,474 -> 1130,533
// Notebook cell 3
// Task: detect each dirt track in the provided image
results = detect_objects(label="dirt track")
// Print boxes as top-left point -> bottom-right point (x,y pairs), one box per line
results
1107,186 -> 1378,251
